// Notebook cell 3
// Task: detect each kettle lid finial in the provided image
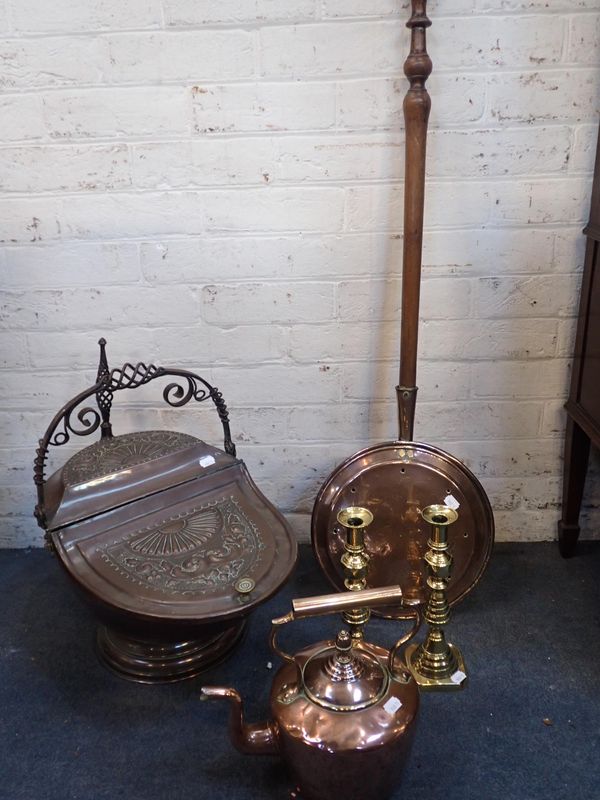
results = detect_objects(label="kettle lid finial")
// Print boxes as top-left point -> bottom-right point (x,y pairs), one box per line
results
335,629 -> 352,653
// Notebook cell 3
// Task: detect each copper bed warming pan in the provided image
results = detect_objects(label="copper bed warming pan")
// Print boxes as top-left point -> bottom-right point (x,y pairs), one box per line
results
34,340 -> 297,682
312,1 -> 494,618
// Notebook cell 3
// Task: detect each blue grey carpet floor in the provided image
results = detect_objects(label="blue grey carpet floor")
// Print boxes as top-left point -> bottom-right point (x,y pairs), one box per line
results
1,542 -> 599,800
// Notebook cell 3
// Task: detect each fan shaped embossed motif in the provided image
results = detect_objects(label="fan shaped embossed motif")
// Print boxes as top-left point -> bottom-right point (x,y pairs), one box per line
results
130,508 -> 220,556
62,430 -> 199,487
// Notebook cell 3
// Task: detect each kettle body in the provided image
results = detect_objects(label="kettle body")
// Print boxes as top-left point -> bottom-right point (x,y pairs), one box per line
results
202,586 -> 422,800
270,639 -> 419,800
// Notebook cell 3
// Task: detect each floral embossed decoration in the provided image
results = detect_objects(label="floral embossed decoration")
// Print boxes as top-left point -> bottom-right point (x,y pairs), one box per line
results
97,497 -> 265,597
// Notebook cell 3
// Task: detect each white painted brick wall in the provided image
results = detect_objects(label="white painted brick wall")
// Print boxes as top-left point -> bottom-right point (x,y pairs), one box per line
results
0,1 -> 599,548
7,0 -> 163,33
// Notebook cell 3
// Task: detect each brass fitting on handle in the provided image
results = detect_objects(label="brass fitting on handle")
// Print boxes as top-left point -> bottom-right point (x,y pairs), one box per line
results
405,504 -> 467,691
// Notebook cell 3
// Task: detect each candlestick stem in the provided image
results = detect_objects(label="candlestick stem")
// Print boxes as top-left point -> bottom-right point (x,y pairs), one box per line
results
405,504 -> 467,691
337,507 -> 373,642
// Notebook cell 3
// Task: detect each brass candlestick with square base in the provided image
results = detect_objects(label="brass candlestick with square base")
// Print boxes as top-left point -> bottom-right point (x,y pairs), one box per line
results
336,506 -> 373,641
405,504 -> 467,691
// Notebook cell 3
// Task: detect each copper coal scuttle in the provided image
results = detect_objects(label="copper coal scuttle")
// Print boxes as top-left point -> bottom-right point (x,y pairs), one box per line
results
34,339 -> 297,682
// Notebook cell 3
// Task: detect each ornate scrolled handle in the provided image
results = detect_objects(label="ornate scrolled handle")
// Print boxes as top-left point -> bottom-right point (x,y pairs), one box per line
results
33,382 -> 105,532
34,348 -> 237,536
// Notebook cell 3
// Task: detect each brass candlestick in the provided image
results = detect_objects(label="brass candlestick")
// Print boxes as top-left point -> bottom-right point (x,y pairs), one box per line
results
336,506 -> 373,641
405,504 -> 467,691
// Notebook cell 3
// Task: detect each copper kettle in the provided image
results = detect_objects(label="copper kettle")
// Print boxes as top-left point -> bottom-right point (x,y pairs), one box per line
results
201,586 -> 422,800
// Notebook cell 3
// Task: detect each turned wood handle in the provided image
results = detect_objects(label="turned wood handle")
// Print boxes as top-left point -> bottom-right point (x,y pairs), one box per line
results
398,1 -> 432,435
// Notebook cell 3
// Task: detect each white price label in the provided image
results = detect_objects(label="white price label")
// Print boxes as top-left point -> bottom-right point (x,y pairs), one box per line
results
451,670 -> 467,685
199,455 -> 216,468
444,494 -> 460,510
383,696 -> 403,715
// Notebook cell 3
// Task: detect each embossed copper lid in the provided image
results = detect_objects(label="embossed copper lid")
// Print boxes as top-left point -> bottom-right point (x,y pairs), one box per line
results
44,430 -> 234,531
51,446 -> 297,622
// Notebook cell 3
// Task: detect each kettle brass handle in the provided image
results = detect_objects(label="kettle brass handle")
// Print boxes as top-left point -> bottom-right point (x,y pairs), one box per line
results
292,585 -> 403,618
388,601 -> 423,677
269,585 -> 405,663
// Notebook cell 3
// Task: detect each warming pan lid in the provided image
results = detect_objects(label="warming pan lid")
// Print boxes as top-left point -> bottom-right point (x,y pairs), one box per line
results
44,430 -> 236,531
51,457 -> 297,622
312,440 -> 494,618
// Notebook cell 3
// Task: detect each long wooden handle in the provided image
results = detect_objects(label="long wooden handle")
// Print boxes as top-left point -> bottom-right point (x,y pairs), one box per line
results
397,0 -> 432,441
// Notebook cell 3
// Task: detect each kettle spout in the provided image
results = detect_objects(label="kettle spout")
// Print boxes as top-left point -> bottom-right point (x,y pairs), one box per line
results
201,686 -> 278,756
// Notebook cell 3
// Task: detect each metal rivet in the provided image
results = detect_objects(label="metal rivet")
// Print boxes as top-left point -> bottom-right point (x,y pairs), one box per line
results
235,577 -> 255,594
